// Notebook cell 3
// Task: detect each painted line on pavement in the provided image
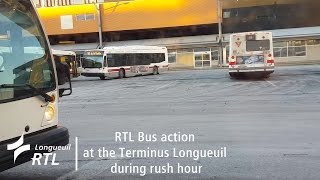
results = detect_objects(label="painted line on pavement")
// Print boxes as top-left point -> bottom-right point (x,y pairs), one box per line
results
265,80 -> 277,87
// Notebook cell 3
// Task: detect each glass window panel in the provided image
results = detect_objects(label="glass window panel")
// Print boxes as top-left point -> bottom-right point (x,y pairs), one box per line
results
195,61 -> 202,67
120,54 -> 126,66
223,11 -> 231,19
107,54 -> 115,67
211,48 -> 220,61
0,1 -> 55,102
151,54 -> 156,63
140,54 -> 146,65
86,14 -> 95,21
307,39 -> 320,46
168,53 -> 176,63
177,48 -> 193,53
288,46 -> 306,57
203,54 -> 210,60
146,54 -> 151,65
274,42 -> 287,48
157,53 -> 165,63
144,54 -> 151,64
203,61 -> 211,67
195,54 -> 202,61
246,40 -> 270,51
76,15 -> 85,21
128,55 -> 133,66
71,0 -> 83,5
114,54 -> 121,66
193,47 -> 210,52
134,54 -> 143,65
274,47 -> 288,57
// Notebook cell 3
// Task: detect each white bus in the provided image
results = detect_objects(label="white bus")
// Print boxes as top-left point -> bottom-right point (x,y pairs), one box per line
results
228,31 -> 275,78
80,46 -> 169,80
0,0 -> 71,171
52,49 -> 80,78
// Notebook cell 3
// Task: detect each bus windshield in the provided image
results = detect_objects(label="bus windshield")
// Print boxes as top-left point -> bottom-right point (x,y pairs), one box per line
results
82,55 -> 103,68
0,0 -> 55,103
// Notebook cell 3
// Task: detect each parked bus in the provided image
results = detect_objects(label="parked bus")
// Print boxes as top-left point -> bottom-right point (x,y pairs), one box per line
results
228,31 -> 275,78
80,46 -> 169,80
52,49 -> 80,78
0,0 -> 71,172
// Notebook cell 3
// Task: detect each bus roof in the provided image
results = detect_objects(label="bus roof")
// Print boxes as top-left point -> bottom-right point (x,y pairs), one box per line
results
103,46 -> 167,51
83,46 -> 168,54
231,31 -> 273,36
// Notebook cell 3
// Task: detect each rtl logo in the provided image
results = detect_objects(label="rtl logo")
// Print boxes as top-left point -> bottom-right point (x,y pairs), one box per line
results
7,133 -> 59,166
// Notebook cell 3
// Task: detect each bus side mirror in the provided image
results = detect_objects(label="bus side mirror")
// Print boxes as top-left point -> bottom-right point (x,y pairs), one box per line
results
56,63 -> 72,97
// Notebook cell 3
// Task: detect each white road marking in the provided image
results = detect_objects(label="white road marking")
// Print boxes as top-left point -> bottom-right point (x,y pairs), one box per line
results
57,137 -> 123,180
152,81 -> 177,92
265,80 -> 277,87
313,79 -> 320,83
57,155 -> 122,180
75,137 -> 78,171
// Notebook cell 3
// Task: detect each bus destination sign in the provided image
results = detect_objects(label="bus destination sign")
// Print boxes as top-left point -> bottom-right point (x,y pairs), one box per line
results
85,51 -> 103,56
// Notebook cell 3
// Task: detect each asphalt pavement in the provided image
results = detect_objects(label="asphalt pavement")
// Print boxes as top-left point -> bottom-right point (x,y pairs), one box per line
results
1,65 -> 320,180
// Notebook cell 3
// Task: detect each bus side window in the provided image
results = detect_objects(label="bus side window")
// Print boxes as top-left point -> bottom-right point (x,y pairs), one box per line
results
154,53 -> 163,63
141,54 -> 146,65
144,54 -> 150,65
152,54 -> 158,63
123,54 -> 128,66
107,54 -> 115,67
115,54 -> 121,67
160,53 -> 165,62
133,54 -> 141,65
125,54 -> 130,66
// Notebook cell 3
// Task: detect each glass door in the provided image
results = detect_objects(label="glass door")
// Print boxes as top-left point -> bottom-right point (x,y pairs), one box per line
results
194,52 -> 211,68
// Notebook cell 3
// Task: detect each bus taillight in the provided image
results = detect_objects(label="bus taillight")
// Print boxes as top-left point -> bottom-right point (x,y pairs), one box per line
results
267,60 -> 274,64
229,56 -> 236,65
267,54 -> 274,64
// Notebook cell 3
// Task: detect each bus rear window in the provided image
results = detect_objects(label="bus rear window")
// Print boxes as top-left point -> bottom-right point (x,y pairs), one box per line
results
246,40 -> 270,51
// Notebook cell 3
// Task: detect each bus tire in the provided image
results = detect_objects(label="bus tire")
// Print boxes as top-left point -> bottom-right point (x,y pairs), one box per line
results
119,69 -> 125,79
263,73 -> 270,79
153,66 -> 159,75
99,76 -> 106,80
229,72 -> 237,78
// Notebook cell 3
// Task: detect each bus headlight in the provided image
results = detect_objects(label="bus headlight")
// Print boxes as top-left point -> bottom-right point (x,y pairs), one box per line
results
45,105 -> 56,121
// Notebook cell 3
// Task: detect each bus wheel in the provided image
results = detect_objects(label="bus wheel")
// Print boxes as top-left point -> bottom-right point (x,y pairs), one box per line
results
99,76 -> 106,80
263,74 -> 270,79
229,72 -> 237,78
119,69 -> 125,79
153,66 -> 159,75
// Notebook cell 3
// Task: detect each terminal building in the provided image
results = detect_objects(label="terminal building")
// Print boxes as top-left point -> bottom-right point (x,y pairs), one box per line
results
34,0 -> 320,68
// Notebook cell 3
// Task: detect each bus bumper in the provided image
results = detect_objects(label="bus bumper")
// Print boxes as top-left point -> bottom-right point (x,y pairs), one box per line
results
81,73 -> 105,77
229,67 -> 274,78
0,126 -> 69,172
229,68 -> 274,73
